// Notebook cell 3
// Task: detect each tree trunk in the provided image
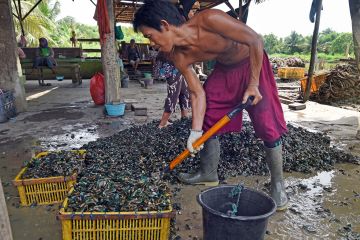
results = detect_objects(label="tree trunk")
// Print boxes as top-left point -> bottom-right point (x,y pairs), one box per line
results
0,179 -> 13,240
349,0 -> 360,72
101,0 -> 121,104
0,0 -> 26,112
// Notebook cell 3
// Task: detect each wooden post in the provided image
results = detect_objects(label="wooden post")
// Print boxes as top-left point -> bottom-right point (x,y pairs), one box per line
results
225,1 -> 240,19
303,0 -> 322,102
238,0 -> 243,21
101,0 -> 121,104
349,0 -> 360,72
0,0 -> 27,112
0,179 -> 13,240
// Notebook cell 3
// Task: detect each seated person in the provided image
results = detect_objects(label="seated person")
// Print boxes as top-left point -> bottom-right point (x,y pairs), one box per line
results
17,44 -> 26,59
32,37 -> 58,86
127,39 -> 141,75
117,48 -> 125,74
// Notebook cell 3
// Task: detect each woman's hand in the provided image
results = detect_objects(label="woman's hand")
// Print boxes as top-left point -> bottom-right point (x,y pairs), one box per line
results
242,85 -> 262,105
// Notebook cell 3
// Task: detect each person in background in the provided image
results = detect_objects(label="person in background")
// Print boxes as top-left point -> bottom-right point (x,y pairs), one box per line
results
157,54 -> 191,128
149,46 -> 162,81
127,39 -> 142,75
18,34 -> 27,48
70,30 -> 77,47
187,1 -> 208,81
17,44 -> 26,59
117,47 -> 125,74
187,0 -> 200,18
32,38 -> 57,86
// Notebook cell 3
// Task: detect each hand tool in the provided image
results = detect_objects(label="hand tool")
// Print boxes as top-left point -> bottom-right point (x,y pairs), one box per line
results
162,96 -> 254,175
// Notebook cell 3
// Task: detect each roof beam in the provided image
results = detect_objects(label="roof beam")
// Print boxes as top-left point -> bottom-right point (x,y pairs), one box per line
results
224,0 -> 240,19
89,0 -> 96,6
22,0 -> 43,21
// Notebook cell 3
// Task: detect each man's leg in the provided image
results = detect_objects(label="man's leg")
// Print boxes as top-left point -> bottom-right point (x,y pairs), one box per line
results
264,139 -> 289,211
178,136 -> 220,186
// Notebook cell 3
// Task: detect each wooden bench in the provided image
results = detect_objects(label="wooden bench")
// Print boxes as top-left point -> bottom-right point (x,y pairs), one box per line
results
21,48 -> 82,86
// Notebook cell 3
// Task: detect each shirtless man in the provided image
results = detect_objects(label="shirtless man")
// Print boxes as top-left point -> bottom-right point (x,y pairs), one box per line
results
134,0 -> 288,210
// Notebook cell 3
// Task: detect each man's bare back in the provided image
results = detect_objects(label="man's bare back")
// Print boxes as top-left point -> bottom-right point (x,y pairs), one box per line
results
172,9 -> 251,67
136,4 -> 264,130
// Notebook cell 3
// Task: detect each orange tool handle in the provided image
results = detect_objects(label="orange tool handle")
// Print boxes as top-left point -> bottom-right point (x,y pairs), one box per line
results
169,115 -> 231,171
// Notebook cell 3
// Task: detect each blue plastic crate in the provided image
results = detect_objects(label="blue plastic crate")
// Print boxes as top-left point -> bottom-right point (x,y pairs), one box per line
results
105,103 -> 125,117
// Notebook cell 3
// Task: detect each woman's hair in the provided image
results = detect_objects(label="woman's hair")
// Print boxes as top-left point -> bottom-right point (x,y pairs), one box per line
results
39,37 -> 48,48
133,0 -> 185,32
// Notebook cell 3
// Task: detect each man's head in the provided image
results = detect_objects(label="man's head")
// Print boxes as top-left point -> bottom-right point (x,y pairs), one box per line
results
130,39 -> 136,46
133,0 -> 185,52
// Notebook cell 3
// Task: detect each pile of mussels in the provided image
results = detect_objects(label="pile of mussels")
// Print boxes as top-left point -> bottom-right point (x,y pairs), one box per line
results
22,151 -> 84,179
65,119 -> 359,212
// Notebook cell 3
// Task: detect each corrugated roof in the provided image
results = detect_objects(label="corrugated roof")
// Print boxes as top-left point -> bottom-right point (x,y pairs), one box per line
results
114,0 -> 228,23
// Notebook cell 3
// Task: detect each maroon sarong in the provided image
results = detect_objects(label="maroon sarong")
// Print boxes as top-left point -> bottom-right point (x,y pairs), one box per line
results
202,52 -> 287,142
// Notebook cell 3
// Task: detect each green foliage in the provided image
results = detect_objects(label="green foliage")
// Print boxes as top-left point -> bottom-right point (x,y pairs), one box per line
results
262,33 -> 282,54
282,31 -> 306,54
263,28 -> 353,58
118,25 -> 149,44
331,33 -> 354,55
12,0 -> 146,49
12,0 -> 57,46
12,0 -> 352,63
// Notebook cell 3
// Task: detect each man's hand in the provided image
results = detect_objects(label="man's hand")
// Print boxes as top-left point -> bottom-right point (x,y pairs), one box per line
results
187,129 -> 204,156
242,85 -> 262,105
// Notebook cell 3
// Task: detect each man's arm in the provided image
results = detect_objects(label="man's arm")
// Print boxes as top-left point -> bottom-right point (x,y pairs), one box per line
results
177,63 -> 206,131
203,9 -> 264,104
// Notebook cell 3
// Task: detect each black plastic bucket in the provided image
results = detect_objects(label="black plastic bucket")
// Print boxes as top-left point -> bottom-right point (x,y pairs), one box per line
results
197,185 -> 276,240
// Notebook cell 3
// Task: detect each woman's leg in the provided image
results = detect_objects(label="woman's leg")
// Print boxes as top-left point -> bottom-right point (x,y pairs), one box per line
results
45,57 -> 56,74
158,112 -> 172,128
178,76 -> 191,118
159,76 -> 180,128
32,57 -> 42,69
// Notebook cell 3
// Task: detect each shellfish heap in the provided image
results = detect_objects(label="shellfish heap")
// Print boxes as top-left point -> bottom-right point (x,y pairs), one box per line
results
21,151 -> 84,179
270,57 -> 306,68
311,62 -> 360,104
65,119 -> 359,212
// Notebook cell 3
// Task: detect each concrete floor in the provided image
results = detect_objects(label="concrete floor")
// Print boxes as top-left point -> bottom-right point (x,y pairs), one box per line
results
0,79 -> 359,240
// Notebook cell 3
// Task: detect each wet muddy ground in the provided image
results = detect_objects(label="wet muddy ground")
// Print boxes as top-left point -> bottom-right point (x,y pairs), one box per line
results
0,79 -> 359,239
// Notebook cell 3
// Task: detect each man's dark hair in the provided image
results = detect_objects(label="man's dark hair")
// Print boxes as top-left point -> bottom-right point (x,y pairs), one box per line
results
133,0 -> 185,32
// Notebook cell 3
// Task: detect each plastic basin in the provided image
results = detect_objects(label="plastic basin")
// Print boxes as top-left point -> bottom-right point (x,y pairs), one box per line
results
105,103 -> 125,117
